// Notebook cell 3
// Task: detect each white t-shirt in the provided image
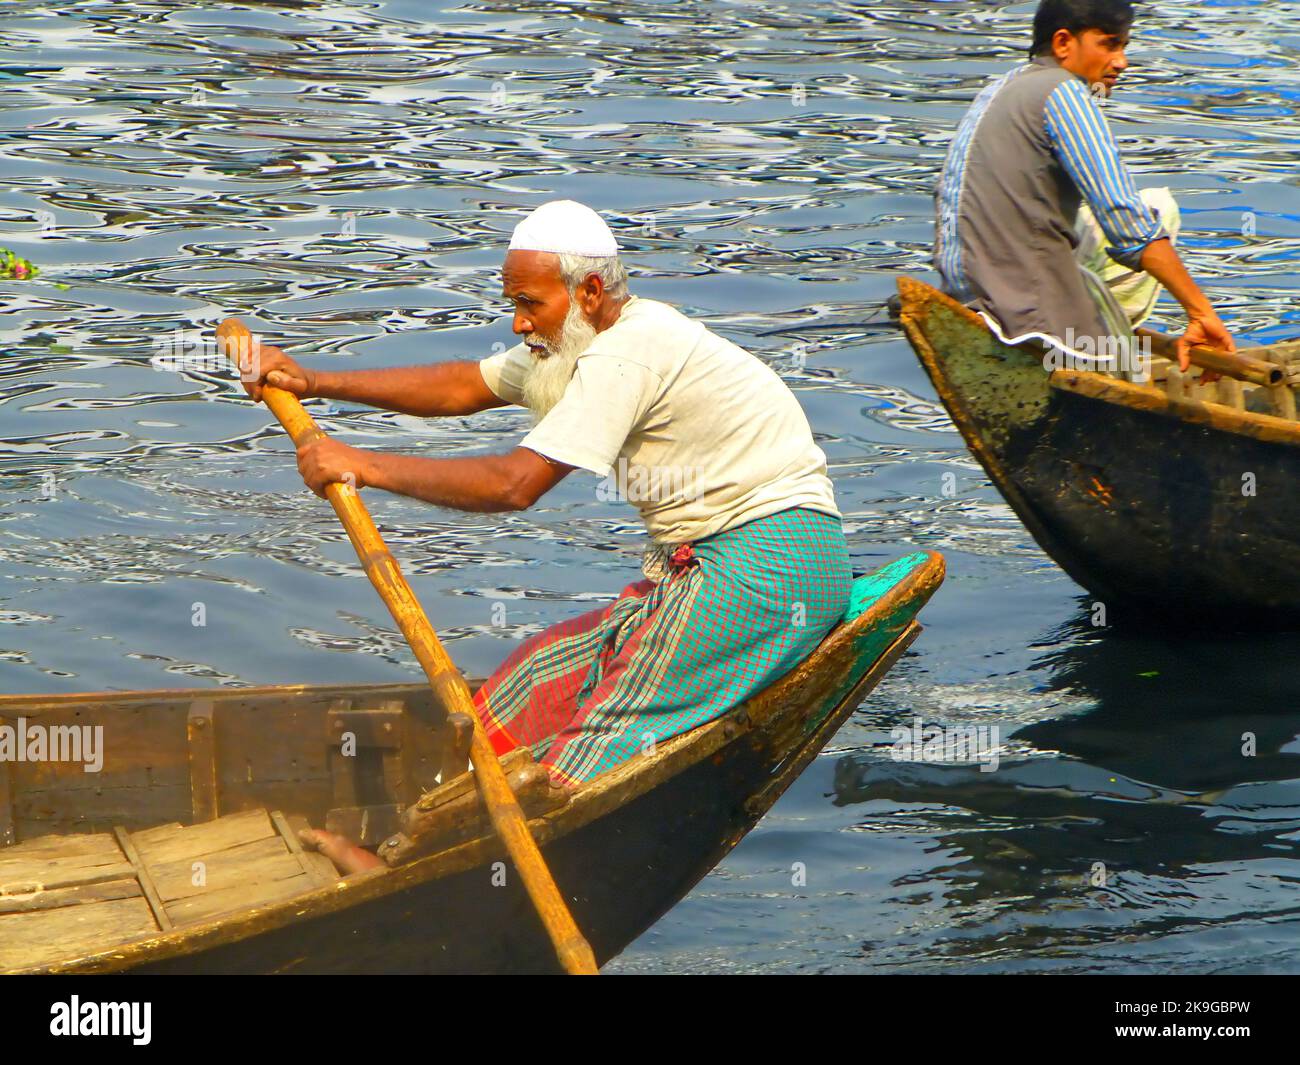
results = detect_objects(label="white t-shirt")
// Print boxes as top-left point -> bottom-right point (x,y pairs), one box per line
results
477,296 -> 839,544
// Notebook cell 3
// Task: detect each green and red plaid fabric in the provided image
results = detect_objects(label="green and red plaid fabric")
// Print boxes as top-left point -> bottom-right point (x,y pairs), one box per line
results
473,507 -> 852,786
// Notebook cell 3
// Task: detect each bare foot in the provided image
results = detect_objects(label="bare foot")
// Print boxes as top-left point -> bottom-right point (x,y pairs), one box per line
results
299,828 -> 383,874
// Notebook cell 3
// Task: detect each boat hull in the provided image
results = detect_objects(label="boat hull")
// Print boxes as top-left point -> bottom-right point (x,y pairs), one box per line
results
3,551 -> 943,974
897,277 -> 1300,627
134,695 -> 840,973
117,628 -> 918,974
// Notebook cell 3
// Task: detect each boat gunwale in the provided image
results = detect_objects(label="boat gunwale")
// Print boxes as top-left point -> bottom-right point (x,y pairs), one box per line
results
0,679 -> 460,713
1049,369 -> 1300,447
5,551 -> 944,974
897,275 -> 1300,452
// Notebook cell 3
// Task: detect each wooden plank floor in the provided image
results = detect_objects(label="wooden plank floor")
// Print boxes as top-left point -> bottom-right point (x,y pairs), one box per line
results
0,809 -> 340,971
0,832 -> 155,970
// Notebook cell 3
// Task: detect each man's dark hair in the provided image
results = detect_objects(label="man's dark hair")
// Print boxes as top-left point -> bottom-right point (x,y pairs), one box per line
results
1031,0 -> 1135,56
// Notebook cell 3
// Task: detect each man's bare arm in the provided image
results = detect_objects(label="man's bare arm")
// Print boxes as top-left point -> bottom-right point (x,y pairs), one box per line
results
313,362 -> 507,417
1138,237 -> 1236,365
243,347 -> 507,416
348,444 -> 572,514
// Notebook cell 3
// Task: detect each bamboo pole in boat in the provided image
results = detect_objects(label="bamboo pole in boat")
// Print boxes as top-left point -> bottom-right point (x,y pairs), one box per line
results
1216,376 -> 1245,411
1266,350 -> 1298,421
1136,327 -> 1283,387
215,318 -> 598,976
1164,365 -> 1188,401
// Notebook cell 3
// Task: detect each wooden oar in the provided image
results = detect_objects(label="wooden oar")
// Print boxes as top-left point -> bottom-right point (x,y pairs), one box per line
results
215,318 -> 598,976
1136,327 -> 1285,387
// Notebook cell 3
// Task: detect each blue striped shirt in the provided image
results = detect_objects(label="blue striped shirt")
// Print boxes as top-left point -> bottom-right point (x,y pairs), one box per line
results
1043,78 -> 1166,268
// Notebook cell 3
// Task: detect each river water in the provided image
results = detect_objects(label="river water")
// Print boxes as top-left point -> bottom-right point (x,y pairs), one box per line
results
1,1 -> 1298,973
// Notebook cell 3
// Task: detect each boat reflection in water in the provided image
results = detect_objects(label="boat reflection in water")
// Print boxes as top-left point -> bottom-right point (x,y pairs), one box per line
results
831,610 -> 1300,969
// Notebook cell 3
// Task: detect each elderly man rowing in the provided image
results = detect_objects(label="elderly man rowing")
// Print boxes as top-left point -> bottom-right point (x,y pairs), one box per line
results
243,199 -> 850,789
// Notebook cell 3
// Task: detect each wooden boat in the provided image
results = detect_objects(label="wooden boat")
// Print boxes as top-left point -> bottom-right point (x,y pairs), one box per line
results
0,550 -> 944,974
896,276 -> 1300,627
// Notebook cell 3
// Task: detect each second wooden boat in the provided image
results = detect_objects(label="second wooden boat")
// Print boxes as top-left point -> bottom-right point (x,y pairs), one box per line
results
896,276 -> 1300,627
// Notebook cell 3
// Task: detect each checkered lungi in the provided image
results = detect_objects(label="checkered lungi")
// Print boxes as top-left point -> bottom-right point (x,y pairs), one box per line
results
472,507 -> 852,786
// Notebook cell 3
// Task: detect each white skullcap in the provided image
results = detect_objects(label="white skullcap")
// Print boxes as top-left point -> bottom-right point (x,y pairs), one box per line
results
508,200 -> 619,257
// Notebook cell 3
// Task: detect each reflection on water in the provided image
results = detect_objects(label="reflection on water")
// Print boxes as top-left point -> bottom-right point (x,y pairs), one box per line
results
825,623 -> 1300,971
0,0 -> 1296,972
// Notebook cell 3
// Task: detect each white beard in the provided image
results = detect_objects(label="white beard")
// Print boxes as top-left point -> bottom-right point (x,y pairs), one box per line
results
520,300 -> 599,424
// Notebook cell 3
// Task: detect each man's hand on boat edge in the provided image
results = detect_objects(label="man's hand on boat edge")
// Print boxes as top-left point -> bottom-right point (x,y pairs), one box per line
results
1139,236 -> 1237,377
1176,310 -> 1237,382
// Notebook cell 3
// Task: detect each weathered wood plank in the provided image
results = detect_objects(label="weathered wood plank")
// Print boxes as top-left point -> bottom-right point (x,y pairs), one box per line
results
0,895 -> 158,970
0,832 -> 135,892
5,694 -> 340,829
1164,365 -> 1188,401
329,750 -> 359,808
3,685 -> 442,836
164,870 -> 315,926
0,877 -> 141,915
216,701 -> 332,788
148,835 -> 301,903
327,702 -> 404,750
1216,375 -> 1245,411
12,783 -> 192,839
0,860 -> 137,892
113,827 -> 173,932
4,704 -> 189,791
0,830 -> 123,862
131,808 -> 274,866
0,750 -> 13,847
187,700 -> 219,823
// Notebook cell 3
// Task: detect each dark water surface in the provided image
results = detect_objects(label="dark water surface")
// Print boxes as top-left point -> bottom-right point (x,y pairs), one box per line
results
1,1 -> 1298,973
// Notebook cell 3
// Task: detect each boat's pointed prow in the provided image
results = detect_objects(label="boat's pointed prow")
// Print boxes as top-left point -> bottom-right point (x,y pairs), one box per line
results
815,551 -> 945,707
846,550 -> 945,624
895,274 -> 934,316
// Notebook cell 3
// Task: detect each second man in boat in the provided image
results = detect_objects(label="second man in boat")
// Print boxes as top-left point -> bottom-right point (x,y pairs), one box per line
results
934,0 -> 1237,372
240,199 -> 851,788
